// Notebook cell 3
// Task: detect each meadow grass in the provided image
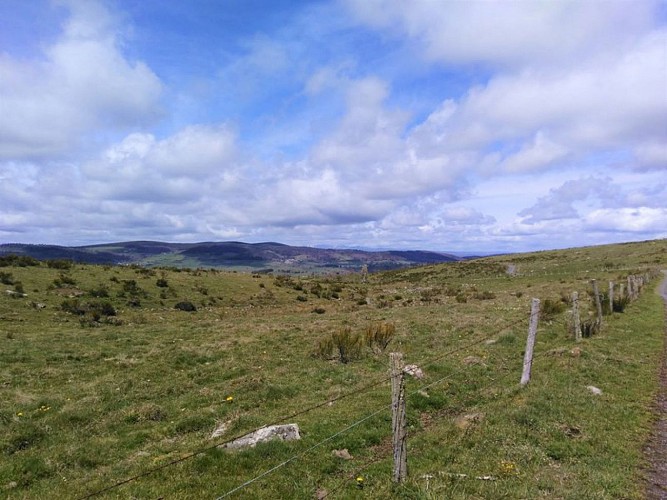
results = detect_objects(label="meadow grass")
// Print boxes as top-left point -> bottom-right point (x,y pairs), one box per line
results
0,239 -> 665,498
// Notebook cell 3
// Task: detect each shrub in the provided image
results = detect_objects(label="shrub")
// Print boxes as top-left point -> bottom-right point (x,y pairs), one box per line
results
311,307 -> 326,314
53,273 -> 76,287
316,327 -> 363,363
121,279 -> 143,297
473,291 -> 496,300
46,259 -> 73,270
541,298 -> 566,320
156,278 -> 169,288
365,322 -> 395,353
296,295 -> 307,302
175,301 -> 197,312
455,293 -> 467,303
612,296 -> 630,313
61,299 -> 117,326
0,271 -> 14,285
0,254 -> 39,267
88,284 -> 109,298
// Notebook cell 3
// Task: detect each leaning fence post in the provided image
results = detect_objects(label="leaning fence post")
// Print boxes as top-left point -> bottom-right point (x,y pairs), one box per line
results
591,279 -> 603,331
520,298 -> 540,386
390,352 -> 407,483
572,292 -> 581,342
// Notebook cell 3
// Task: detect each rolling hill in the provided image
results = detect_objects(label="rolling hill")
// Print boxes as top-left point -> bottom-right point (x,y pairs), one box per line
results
0,241 -> 460,273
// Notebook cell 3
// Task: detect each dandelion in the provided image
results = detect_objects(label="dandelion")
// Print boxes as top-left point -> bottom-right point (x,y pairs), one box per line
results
356,476 -> 364,489
17,412 -> 23,417
500,460 -> 518,475
225,396 -> 233,402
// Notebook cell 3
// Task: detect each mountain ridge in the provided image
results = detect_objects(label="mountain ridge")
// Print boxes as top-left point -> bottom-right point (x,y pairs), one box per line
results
0,240 -> 461,273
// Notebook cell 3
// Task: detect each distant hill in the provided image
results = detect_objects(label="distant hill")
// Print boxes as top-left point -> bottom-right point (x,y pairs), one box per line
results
0,241 -> 460,273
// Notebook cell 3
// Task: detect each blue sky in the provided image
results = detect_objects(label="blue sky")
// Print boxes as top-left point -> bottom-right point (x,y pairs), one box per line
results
1,0 -> 666,253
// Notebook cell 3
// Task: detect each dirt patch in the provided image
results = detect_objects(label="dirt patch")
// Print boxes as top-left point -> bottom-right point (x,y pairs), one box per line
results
644,271 -> 667,499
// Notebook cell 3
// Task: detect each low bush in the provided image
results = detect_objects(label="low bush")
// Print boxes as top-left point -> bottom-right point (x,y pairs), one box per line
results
46,259 -> 73,270
0,271 -> 15,284
175,301 -> 197,312
541,298 -> 566,320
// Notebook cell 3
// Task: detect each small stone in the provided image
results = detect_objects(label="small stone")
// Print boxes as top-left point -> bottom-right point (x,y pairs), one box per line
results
570,347 -> 582,357
314,488 -> 328,499
332,448 -> 353,460
586,385 -> 603,395
403,364 -> 424,379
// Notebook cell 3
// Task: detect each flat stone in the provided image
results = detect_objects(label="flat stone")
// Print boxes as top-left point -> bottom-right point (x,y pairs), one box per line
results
222,424 -> 301,450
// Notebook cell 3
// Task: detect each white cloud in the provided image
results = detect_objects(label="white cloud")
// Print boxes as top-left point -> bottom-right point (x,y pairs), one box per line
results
343,0 -> 659,68
584,207 -> 667,233
0,0 -> 162,159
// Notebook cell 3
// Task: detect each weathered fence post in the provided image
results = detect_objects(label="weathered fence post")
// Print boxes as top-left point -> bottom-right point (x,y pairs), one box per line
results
619,283 -> 625,302
390,352 -> 407,483
520,298 -> 540,386
572,292 -> 581,342
591,279 -> 603,330
608,281 -> 614,314
627,276 -> 634,301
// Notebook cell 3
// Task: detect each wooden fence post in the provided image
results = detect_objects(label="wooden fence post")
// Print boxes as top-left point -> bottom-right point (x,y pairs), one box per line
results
572,292 -> 581,342
520,298 -> 540,386
627,276 -> 634,301
390,352 -> 407,483
591,279 -> 603,330
608,281 -> 614,314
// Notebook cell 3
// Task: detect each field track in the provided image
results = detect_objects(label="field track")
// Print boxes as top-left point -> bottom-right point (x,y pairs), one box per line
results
644,270 -> 667,499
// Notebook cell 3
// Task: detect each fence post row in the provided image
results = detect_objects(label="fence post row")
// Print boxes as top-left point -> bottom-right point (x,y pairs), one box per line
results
520,298 -> 541,386
390,352 -> 407,483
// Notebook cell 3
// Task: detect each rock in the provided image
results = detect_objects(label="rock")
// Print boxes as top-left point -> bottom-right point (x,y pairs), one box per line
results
315,488 -> 328,499
222,424 -> 300,450
403,364 -> 424,379
332,448 -> 353,460
570,347 -> 582,357
586,385 -> 603,395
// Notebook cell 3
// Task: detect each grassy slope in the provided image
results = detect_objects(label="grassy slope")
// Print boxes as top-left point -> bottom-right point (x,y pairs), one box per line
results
0,239 -> 665,498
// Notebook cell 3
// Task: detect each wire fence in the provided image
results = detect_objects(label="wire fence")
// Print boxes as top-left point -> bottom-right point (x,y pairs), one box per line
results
78,271 -> 657,499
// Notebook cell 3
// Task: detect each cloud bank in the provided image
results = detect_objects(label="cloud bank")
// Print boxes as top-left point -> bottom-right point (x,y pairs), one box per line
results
0,0 -> 665,251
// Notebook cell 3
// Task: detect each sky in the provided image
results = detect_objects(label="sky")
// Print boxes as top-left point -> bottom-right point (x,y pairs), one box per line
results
1,0 -> 666,253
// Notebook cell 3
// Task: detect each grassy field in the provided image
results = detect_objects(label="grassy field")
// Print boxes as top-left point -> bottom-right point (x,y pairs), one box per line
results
1,239 -> 666,498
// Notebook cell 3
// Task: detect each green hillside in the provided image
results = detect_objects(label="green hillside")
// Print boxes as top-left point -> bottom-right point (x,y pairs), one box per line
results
1,239 -> 665,498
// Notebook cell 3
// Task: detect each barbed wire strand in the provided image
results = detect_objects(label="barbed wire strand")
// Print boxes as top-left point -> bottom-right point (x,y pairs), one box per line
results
78,305 -> 541,498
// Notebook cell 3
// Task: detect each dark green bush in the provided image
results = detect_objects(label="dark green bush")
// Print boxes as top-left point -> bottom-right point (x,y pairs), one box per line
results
0,271 -> 14,284
46,259 -> 73,270
88,284 -> 109,298
175,301 -> 197,312
156,278 -> 169,288
0,254 -> 39,267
